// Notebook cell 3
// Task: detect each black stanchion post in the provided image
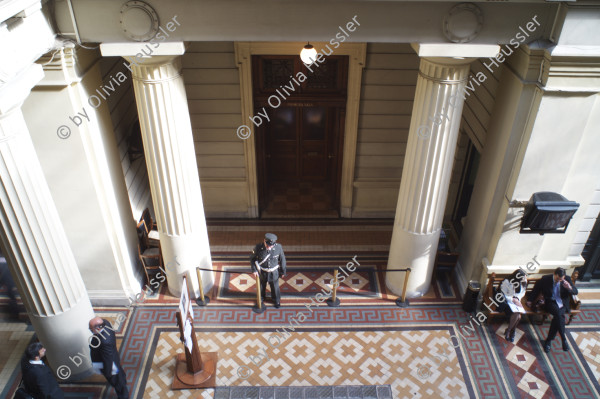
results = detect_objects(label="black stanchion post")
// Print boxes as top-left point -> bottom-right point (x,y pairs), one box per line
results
252,274 -> 265,314
395,268 -> 411,308
195,268 -> 210,306
327,269 -> 341,307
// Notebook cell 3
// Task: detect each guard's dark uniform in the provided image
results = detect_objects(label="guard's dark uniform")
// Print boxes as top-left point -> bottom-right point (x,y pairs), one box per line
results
250,233 -> 286,307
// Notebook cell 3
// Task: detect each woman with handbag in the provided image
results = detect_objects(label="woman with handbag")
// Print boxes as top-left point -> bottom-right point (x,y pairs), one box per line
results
499,269 -> 528,342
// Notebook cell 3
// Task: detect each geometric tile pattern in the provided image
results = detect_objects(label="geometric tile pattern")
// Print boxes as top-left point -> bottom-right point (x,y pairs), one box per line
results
3,303 -> 600,399
262,181 -> 336,216
493,322 -> 553,398
147,329 -> 469,399
491,315 -> 600,399
571,330 -> 600,382
113,305 -> 600,399
203,259 -> 462,307
218,266 -> 380,299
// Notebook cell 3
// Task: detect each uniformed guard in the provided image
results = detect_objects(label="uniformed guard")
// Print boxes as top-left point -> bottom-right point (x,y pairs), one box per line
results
250,233 -> 286,308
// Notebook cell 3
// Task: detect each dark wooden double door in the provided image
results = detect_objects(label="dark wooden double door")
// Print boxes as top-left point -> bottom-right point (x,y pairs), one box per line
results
253,55 -> 348,215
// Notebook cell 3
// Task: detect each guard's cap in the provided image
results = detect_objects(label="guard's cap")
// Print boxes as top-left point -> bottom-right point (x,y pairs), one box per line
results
265,233 -> 278,245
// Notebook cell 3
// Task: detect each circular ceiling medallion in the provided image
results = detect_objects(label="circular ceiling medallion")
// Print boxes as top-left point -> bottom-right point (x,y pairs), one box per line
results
120,1 -> 160,42
443,3 -> 484,43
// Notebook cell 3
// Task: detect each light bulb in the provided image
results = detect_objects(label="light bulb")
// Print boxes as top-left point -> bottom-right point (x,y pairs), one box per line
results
300,43 -> 317,65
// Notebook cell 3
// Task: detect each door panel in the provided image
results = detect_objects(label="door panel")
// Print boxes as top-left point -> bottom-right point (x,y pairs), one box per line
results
253,55 -> 348,214
301,107 -> 328,180
267,107 -> 297,181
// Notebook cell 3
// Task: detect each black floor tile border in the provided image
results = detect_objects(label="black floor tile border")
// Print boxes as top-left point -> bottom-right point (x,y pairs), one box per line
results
214,385 -> 392,399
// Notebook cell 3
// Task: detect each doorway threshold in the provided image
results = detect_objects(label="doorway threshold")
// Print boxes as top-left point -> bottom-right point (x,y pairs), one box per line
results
260,209 -> 339,219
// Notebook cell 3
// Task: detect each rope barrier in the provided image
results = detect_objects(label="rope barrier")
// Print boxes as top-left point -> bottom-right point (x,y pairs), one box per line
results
196,267 -> 242,273
196,267 -> 412,273
194,266 -> 412,308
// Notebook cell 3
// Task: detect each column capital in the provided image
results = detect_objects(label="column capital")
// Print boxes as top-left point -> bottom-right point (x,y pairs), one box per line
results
101,42 -> 186,82
412,43 -> 500,61
36,46 -> 102,86
100,42 -> 185,60
417,57 -> 471,85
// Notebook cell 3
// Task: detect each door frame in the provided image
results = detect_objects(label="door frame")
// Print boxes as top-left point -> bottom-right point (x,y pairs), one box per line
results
234,42 -> 366,218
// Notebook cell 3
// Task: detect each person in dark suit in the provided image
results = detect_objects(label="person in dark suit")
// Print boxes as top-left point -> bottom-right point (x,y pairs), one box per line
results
89,317 -> 129,399
251,233 -> 286,308
526,267 -> 578,353
20,342 -> 64,399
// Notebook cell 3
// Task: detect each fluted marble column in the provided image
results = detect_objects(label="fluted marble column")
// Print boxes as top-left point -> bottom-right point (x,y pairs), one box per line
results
125,55 -> 212,297
386,57 -> 470,297
0,64 -> 95,379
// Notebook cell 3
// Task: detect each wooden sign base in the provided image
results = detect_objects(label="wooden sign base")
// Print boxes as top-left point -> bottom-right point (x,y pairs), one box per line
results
172,352 -> 218,389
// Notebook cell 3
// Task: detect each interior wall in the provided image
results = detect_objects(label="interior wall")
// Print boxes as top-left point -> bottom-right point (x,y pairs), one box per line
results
182,42 -> 248,217
455,49 -> 545,291
494,92 -> 600,270
24,50 -> 142,303
351,43 -> 417,217
445,129 -> 469,227
444,60 -> 501,226
169,42 -> 502,220
100,57 -> 152,222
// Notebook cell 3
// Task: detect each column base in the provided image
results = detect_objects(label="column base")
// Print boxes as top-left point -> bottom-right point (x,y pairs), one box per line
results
386,229 -> 440,297
30,298 -> 95,379
160,233 -> 213,298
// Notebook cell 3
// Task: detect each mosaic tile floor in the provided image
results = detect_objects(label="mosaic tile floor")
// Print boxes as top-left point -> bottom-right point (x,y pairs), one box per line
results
3,297 -> 600,398
114,305 -> 600,399
148,329 -> 468,398
262,181 -> 337,218
2,220 -> 600,399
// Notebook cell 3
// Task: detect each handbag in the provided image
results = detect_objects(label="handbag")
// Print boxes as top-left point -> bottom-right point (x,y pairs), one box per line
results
13,380 -> 33,399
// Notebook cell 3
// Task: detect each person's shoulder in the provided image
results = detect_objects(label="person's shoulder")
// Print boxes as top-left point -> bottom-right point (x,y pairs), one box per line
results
20,356 -> 32,372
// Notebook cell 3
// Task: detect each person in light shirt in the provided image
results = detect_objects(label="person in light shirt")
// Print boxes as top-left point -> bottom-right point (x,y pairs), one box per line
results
499,269 -> 527,342
20,342 -> 64,399
89,317 -> 129,399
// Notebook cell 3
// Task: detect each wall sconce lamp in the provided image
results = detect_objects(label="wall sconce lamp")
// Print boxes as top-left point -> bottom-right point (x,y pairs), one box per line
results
514,192 -> 579,235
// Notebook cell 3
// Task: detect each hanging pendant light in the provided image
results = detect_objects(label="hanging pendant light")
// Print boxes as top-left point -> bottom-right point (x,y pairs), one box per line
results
300,42 -> 317,65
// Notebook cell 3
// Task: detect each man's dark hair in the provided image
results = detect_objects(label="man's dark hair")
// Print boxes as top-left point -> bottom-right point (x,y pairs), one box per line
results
26,342 -> 44,360
554,267 -> 566,278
